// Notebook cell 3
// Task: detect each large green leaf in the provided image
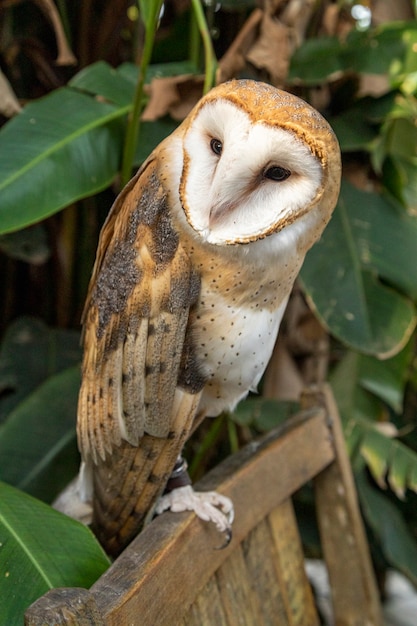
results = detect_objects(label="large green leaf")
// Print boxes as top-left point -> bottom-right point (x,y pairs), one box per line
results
0,59 -> 199,234
357,471 -> 417,586
0,481 -> 110,626
69,61 -> 188,166
331,350 -> 417,498
0,366 -> 80,502
69,61 -> 136,106
341,181 -> 417,300
0,87 -> 128,234
0,317 -> 81,424
301,180 -> 417,357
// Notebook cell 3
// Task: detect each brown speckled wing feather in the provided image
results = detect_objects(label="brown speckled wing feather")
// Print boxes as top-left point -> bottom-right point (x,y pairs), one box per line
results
76,158 -> 204,554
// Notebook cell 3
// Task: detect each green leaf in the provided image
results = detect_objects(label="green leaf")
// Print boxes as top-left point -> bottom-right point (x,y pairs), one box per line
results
0,317 -> 81,424
390,154 -> 417,211
232,398 -> 298,431
344,420 -> 365,460
330,351 -> 383,429
389,445 -> 414,498
301,181 -> 417,357
330,108 -> 378,152
70,62 -> 186,166
401,28 -> 417,79
134,118 -> 179,166
379,109 -> 417,211
343,25 -> 409,76
289,23 -> 417,85
0,481 -> 110,626
343,181 -> 417,300
361,428 -> 417,499
147,60 -> 199,81
359,92 -> 399,124
0,57 -> 201,234
385,116 -> 417,161
358,342 -> 412,414
409,461 -> 417,492
357,471 -> 417,586
69,61 -> 136,106
331,352 -> 417,499
0,87 -> 128,234
118,60 -> 198,84
329,93 -> 397,153
289,37 -> 343,84
360,428 -> 389,488
0,366 -> 80,502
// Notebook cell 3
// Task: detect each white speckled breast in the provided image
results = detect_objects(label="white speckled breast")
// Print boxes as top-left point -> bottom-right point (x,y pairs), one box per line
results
195,292 -> 288,417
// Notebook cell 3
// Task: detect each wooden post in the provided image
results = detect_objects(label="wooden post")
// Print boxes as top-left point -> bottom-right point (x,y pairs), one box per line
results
302,385 -> 383,626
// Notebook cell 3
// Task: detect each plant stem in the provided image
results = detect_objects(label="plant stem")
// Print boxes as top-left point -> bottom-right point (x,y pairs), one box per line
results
188,415 -> 225,478
189,5 -> 201,69
190,0 -> 217,93
120,0 -> 164,187
55,0 -> 72,44
227,416 -> 239,454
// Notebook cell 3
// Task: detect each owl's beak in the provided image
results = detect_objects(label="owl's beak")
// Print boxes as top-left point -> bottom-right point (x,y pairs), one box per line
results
209,199 -> 238,228
208,196 -> 241,229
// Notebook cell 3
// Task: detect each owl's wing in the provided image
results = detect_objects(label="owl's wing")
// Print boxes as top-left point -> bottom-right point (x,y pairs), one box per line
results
77,157 -> 203,466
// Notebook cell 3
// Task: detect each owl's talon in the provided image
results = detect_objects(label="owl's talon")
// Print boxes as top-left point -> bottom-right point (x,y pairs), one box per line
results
215,526 -> 233,550
155,485 -> 234,543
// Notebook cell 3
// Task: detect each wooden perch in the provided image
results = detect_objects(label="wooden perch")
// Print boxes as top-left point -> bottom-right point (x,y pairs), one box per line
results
26,385 -> 383,626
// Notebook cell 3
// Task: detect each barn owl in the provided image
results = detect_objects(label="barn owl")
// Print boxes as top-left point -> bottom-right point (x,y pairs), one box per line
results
68,79 -> 340,556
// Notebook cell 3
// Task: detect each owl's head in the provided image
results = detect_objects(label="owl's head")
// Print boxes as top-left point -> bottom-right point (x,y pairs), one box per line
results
173,80 -> 341,247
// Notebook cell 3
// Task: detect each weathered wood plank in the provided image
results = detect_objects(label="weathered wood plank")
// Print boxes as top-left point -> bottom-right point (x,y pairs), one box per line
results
182,575 -> 228,626
89,409 -> 334,625
241,517 -> 290,626
303,385 -> 383,626
25,588 -> 104,626
269,500 -> 319,626
215,543 -> 263,625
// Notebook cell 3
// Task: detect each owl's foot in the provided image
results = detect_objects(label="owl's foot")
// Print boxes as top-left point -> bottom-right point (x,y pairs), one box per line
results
155,485 -> 234,546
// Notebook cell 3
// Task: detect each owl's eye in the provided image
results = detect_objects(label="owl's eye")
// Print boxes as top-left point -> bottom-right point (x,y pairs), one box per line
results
264,166 -> 291,182
210,138 -> 223,155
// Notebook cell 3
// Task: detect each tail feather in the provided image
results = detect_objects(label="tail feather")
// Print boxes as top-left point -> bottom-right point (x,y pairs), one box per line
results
91,390 -> 200,556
